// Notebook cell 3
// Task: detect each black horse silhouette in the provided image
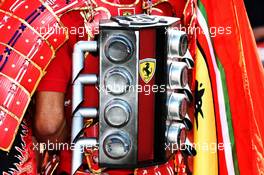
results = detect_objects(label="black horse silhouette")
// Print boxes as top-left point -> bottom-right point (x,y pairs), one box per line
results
143,62 -> 152,77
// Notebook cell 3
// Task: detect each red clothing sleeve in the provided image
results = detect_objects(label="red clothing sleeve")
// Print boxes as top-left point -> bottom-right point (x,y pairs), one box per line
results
37,42 -> 72,93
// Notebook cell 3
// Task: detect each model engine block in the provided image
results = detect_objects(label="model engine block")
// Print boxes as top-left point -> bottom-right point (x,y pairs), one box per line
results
71,14 -> 195,174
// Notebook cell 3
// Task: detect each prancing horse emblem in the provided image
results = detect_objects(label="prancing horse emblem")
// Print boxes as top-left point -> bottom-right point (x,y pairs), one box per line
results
139,58 -> 156,84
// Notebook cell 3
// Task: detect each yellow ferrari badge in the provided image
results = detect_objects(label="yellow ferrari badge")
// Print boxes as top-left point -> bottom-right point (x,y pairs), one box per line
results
122,11 -> 132,16
139,58 -> 156,84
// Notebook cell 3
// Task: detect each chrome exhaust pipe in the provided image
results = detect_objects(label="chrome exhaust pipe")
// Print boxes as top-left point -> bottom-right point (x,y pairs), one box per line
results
71,138 -> 98,175
72,41 -> 98,81
72,74 -> 98,113
180,50 -> 194,68
72,41 -> 99,174
72,40 -> 98,112
71,108 -> 98,143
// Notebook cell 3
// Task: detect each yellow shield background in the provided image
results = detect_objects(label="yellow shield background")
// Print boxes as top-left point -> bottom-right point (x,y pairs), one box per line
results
139,58 -> 156,84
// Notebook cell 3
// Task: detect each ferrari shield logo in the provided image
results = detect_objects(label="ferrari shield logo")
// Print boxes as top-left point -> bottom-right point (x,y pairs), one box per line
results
139,58 -> 156,84
118,8 -> 136,16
